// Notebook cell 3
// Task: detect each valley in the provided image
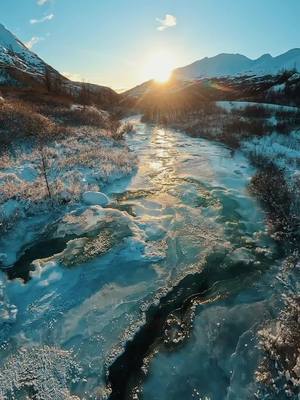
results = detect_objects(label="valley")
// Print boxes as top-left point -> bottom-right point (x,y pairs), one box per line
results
0,19 -> 299,400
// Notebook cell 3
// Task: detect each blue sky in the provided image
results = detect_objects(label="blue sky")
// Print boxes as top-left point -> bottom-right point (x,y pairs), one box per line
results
1,0 -> 300,90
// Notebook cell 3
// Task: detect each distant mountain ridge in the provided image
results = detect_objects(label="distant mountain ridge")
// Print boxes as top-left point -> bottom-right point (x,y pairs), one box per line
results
173,49 -> 300,80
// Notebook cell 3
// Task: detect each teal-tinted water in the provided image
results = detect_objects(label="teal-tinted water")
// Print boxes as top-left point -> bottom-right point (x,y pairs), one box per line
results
0,118 -> 278,399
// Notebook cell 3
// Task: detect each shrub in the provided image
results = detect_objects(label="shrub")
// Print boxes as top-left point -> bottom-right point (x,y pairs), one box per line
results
0,100 -> 66,147
51,106 -> 107,127
249,162 -> 295,240
242,105 -> 272,119
105,114 -> 122,140
224,118 -> 272,137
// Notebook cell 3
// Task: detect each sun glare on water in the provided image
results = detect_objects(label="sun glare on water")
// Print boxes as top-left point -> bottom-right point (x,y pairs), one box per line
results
143,50 -> 176,83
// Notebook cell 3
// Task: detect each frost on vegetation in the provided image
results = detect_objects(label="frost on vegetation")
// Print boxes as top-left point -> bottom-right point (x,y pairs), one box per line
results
256,296 -> 300,399
243,132 -> 300,241
0,121 -> 137,233
0,345 -> 81,400
242,132 -> 300,179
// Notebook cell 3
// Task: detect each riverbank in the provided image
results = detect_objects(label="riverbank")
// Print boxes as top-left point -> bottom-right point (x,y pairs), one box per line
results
0,96 -> 137,268
0,115 -> 299,399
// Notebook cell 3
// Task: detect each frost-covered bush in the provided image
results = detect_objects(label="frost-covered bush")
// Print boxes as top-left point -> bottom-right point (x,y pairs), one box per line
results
0,345 -> 81,400
120,121 -> 134,135
0,125 -> 137,233
51,105 -> 108,127
58,138 -> 136,181
231,104 -> 272,119
0,97 -> 137,232
105,113 -> 122,139
256,296 -> 300,398
243,132 -> 300,240
249,162 -> 300,242
242,132 -> 300,176
0,176 -> 48,203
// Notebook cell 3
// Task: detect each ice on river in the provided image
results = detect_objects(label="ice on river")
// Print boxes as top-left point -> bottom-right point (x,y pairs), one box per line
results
0,117 -> 274,399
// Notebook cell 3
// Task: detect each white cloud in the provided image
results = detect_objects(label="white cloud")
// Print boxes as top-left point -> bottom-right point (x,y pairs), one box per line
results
37,0 -> 50,5
30,13 -> 54,24
156,14 -> 177,31
25,36 -> 44,49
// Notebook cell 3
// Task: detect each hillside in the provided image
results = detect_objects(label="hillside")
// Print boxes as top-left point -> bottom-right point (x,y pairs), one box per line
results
0,23 -> 119,108
123,71 -> 300,118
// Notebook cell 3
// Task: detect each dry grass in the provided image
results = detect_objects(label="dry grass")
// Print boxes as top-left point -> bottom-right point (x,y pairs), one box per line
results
46,105 -> 108,128
0,99 -> 68,147
0,96 -> 137,233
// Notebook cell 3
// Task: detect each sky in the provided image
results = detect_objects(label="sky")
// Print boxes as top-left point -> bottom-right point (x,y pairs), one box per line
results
1,0 -> 300,90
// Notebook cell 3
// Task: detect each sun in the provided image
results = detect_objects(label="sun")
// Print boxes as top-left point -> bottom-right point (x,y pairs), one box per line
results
143,50 -> 176,83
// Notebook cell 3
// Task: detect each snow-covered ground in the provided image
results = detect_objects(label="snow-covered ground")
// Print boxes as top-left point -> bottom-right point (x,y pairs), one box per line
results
242,131 -> 300,180
216,100 -> 299,112
0,113 -> 137,267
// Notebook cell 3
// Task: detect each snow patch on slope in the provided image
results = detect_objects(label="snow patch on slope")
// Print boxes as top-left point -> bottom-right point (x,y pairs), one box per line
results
0,23 -> 47,75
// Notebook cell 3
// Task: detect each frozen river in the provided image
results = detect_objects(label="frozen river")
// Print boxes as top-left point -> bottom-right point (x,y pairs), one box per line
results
0,118 -> 278,399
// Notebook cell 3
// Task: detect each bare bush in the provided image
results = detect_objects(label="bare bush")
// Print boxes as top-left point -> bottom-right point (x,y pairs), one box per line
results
51,106 -> 107,127
249,163 -> 297,241
105,114 -> 123,140
0,100 -> 67,147
231,105 -> 272,119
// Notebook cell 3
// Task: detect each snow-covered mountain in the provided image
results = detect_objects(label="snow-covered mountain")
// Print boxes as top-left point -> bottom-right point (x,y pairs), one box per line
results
173,49 -> 300,80
0,23 -> 49,76
0,23 -> 119,107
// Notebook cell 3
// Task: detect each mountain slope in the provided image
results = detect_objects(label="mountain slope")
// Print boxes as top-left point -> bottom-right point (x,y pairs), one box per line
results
0,23 -> 119,107
123,70 -> 300,117
0,23 -> 48,76
173,49 -> 300,80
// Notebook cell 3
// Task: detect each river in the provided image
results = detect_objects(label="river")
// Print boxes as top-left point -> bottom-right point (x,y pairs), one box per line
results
0,117 -> 279,399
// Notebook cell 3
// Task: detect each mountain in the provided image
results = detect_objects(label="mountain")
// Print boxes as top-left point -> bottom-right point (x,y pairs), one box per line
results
173,49 -> 300,80
0,23 -> 58,85
0,23 -> 47,74
0,23 -> 118,107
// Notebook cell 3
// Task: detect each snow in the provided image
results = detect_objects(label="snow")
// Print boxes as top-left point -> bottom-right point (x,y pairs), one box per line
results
242,131 -> 300,179
271,82 -> 286,92
0,23 -> 47,76
82,191 -> 110,206
0,23 -> 28,53
216,100 -> 299,112
173,49 -> 300,80
1,199 -> 20,219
